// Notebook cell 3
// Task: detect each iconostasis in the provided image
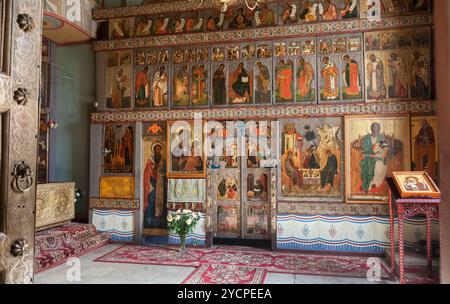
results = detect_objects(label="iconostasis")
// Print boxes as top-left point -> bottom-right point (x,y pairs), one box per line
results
89,0 -> 440,252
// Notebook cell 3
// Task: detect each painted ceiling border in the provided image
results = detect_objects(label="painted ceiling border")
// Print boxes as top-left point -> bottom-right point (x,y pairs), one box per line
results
93,0 -> 280,20
92,14 -> 432,51
90,100 -> 436,123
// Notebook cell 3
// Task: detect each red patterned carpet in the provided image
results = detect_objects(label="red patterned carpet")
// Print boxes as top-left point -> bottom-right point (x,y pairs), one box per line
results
183,264 -> 268,284
35,223 -> 110,273
94,245 -> 391,284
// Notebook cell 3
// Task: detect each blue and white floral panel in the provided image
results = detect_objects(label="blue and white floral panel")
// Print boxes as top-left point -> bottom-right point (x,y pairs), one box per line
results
277,214 -> 439,253
92,209 -> 136,242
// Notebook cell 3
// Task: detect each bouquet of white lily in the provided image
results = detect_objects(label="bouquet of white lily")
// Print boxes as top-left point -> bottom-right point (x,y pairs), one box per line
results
167,209 -> 200,253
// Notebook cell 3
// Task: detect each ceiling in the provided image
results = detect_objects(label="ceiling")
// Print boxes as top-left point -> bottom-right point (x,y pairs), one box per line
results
43,12 -> 95,45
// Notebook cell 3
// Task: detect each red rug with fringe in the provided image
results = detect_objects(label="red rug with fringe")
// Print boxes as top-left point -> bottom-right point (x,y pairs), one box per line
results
94,244 -> 391,284
182,264 -> 268,284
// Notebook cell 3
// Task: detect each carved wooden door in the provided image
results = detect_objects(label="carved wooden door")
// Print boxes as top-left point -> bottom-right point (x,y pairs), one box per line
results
241,122 -> 272,241
212,163 -> 272,241
0,0 -> 43,284
211,121 -> 272,241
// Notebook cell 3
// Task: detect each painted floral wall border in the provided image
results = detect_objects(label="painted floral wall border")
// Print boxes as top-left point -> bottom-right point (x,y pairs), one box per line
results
91,100 -> 435,123
89,198 -> 140,210
277,202 -> 390,216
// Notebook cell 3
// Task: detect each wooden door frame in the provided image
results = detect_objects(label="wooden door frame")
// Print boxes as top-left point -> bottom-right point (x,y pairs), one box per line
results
0,0 -> 43,284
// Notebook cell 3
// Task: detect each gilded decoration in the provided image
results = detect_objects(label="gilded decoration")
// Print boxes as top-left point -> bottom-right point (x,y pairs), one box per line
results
89,198 -> 140,210
99,176 -> 136,198
35,183 -> 76,231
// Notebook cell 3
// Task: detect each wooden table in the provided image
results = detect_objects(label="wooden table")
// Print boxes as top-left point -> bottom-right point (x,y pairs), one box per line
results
387,178 -> 440,284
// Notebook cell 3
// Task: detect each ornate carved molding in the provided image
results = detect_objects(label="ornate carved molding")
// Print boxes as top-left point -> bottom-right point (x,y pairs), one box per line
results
278,202 -> 390,216
92,14 -> 432,51
91,100 -> 436,124
89,197 -> 140,210
0,233 -> 7,272
399,203 -> 439,219
0,75 -> 12,112
35,183 -> 76,231
2,0 -> 42,284
270,169 -> 277,246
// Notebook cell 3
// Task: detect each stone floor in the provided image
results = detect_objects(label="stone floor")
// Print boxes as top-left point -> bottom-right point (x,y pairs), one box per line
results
34,243 -> 438,284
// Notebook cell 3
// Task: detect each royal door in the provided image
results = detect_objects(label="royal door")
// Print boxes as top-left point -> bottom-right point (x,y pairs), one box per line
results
210,120 -> 274,243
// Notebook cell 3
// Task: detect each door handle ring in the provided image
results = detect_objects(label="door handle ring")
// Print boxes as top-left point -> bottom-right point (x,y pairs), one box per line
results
12,162 -> 34,193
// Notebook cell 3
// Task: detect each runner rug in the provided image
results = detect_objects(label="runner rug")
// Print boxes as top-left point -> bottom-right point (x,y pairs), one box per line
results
94,244 -> 391,284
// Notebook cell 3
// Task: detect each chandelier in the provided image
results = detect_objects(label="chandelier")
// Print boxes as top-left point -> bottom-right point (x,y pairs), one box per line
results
188,0 -> 264,12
